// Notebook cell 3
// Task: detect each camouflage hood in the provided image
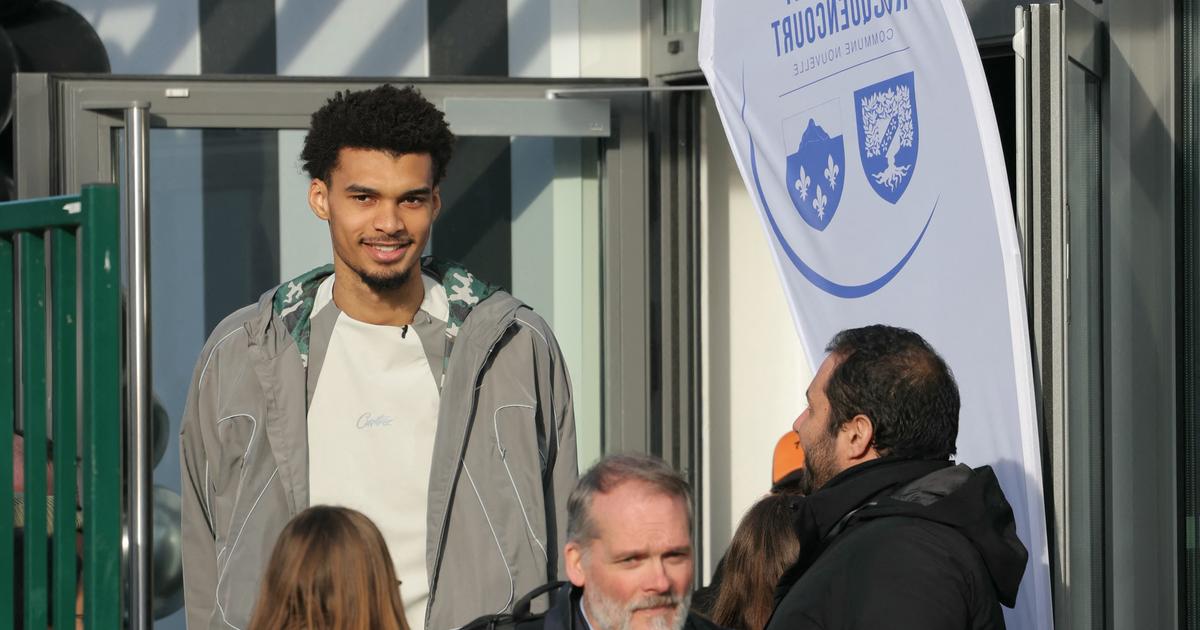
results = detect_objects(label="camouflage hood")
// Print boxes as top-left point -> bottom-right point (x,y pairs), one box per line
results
270,257 -> 500,366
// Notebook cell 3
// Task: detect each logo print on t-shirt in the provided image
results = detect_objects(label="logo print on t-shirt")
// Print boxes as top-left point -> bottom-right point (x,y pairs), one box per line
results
356,413 -> 395,429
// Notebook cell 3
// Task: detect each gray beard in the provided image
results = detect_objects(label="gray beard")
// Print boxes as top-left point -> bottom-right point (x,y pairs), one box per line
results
582,589 -> 691,630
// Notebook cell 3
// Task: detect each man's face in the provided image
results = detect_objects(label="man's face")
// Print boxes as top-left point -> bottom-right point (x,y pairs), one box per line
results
793,354 -> 842,490
566,482 -> 693,630
309,148 -> 440,292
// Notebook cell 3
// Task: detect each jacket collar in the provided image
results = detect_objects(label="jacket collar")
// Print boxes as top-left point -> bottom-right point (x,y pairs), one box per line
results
804,458 -> 953,540
544,583 -> 583,630
268,257 -> 500,365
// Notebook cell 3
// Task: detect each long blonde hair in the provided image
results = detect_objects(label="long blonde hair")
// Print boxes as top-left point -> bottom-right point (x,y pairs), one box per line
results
248,506 -> 410,630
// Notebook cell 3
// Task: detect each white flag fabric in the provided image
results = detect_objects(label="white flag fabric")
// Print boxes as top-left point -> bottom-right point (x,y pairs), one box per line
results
699,1 -> 1051,627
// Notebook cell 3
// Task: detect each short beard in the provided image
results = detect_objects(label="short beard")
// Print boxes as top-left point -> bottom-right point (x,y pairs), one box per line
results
584,588 -> 691,630
354,264 -> 415,292
803,431 -> 840,491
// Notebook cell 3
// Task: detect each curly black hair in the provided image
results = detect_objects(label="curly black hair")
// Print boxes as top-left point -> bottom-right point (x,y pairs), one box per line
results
301,84 -> 456,184
823,324 -> 960,460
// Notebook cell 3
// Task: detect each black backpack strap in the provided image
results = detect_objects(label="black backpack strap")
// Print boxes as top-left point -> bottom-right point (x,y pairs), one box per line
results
513,580 -> 567,620
460,581 -> 567,630
460,612 -> 514,630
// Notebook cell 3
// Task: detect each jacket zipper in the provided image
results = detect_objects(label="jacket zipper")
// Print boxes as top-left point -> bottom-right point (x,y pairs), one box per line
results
425,319 -> 515,627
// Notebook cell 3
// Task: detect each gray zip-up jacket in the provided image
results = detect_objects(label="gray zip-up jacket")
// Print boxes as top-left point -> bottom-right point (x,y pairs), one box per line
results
180,260 -> 578,630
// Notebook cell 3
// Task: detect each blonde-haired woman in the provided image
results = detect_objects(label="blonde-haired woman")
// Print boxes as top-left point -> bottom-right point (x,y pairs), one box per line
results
248,505 -> 410,630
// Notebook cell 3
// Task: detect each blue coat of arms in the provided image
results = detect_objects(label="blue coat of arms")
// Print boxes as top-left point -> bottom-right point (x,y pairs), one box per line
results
785,116 -> 845,231
855,72 -> 919,204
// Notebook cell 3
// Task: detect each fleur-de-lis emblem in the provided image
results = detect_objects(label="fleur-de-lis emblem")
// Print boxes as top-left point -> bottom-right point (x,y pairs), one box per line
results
813,185 -> 828,220
794,165 -> 811,201
825,154 -> 840,190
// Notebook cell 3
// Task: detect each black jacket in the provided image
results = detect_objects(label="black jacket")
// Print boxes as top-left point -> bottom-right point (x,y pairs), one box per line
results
766,458 -> 1028,630
465,582 -> 727,630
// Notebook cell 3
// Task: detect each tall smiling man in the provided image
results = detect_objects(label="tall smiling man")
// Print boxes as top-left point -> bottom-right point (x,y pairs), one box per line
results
180,85 -> 578,630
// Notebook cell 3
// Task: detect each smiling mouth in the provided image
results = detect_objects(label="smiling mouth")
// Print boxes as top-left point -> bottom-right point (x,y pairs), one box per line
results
360,240 -> 415,265
363,240 -> 413,250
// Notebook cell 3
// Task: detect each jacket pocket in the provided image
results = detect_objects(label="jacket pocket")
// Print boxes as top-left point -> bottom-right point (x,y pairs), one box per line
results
213,466 -> 287,629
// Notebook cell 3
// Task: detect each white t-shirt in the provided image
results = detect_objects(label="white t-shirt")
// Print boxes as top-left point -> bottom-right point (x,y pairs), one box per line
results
307,273 -> 448,630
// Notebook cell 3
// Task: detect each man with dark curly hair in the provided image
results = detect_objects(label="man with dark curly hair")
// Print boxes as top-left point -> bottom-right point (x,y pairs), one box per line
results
180,85 -> 578,630
767,325 -> 1027,630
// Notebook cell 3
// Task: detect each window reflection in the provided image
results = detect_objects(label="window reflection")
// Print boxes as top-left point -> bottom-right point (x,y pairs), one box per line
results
664,0 -> 701,34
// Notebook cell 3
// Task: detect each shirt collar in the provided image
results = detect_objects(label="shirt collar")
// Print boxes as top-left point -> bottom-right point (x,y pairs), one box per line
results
314,272 -> 449,324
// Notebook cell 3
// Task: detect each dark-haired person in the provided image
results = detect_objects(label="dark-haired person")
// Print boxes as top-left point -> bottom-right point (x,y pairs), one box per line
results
766,325 -> 1028,630
180,84 -> 578,630
691,431 -> 808,616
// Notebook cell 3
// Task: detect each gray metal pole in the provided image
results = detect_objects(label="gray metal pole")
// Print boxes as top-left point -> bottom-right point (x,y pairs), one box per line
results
123,103 -> 153,630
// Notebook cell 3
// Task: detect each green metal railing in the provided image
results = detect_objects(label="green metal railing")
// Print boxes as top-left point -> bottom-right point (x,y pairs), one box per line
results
1,184 -> 121,629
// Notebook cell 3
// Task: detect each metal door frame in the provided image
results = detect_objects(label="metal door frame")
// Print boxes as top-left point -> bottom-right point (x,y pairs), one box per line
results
1016,3 -> 1108,627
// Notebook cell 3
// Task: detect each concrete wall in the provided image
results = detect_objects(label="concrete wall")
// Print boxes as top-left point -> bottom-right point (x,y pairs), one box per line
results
699,94 -> 812,576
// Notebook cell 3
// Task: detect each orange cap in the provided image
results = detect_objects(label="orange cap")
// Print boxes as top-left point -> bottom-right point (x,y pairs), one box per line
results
772,430 -> 806,485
